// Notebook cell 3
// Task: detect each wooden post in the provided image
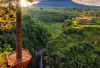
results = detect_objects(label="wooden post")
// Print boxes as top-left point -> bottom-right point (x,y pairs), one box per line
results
16,0 -> 22,60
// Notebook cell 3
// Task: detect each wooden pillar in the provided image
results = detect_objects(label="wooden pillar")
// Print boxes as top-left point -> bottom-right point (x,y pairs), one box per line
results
16,0 -> 22,61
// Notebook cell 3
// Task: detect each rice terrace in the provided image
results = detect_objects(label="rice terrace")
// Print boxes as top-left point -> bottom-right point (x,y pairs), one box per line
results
0,0 -> 100,68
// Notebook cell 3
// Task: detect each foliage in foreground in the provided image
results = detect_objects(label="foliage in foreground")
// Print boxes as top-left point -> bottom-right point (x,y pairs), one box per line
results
0,51 -> 9,68
0,29 -> 16,49
0,43 -> 13,68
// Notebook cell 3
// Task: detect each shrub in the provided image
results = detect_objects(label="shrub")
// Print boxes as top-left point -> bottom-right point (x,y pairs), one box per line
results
0,51 -> 10,68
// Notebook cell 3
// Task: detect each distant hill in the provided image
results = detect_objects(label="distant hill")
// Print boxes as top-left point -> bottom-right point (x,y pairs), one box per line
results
33,0 -> 100,8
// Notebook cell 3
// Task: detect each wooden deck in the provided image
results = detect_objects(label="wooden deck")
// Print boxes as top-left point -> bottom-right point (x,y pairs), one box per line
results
7,49 -> 32,67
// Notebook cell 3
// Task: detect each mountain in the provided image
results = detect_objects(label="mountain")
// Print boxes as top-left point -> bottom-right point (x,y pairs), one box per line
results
33,0 -> 100,8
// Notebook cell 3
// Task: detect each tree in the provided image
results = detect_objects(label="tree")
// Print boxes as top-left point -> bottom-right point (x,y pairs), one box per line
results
22,17 -> 51,50
0,0 -> 33,67
62,19 -> 72,28
45,27 -> 100,68
16,0 -> 34,61
22,14 -> 51,67
0,0 -> 16,31
16,0 -> 22,60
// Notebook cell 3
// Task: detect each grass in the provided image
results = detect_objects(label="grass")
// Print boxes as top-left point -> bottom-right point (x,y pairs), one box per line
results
42,22 -> 63,30
73,25 -> 100,29
94,18 -> 100,24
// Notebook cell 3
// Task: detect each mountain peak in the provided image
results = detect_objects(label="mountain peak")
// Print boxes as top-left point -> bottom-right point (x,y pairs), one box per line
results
34,0 -> 100,8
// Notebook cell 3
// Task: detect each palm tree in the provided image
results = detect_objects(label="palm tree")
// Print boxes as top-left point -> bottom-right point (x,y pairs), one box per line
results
16,0 -> 34,61
0,0 -> 33,68
16,0 -> 22,60
15,0 -> 33,67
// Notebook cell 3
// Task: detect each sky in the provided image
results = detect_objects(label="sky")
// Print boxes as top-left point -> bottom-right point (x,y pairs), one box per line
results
20,0 -> 100,7
72,0 -> 100,6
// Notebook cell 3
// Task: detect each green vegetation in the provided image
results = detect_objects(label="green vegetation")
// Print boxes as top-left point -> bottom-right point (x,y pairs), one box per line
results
0,43 -> 13,52
0,44 -> 13,68
94,18 -> 100,24
0,51 -> 10,68
22,13 -> 51,51
45,27 -> 100,68
0,8 -> 100,68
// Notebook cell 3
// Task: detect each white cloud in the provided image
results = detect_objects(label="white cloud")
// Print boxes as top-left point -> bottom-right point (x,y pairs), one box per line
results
72,0 -> 100,6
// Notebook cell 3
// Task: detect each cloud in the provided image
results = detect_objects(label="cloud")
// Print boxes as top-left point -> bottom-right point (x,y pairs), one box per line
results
72,0 -> 100,6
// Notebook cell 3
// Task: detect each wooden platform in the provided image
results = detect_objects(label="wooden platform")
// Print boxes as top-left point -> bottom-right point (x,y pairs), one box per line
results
7,49 -> 32,67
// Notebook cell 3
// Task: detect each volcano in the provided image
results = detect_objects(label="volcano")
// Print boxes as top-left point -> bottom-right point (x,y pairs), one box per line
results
34,0 -> 100,8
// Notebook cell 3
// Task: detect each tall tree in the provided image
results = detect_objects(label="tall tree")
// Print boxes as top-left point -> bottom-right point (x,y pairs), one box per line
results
16,0 -> 22,59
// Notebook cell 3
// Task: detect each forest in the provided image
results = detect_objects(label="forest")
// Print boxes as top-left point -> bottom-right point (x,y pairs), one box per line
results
0,2 -> 100,68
